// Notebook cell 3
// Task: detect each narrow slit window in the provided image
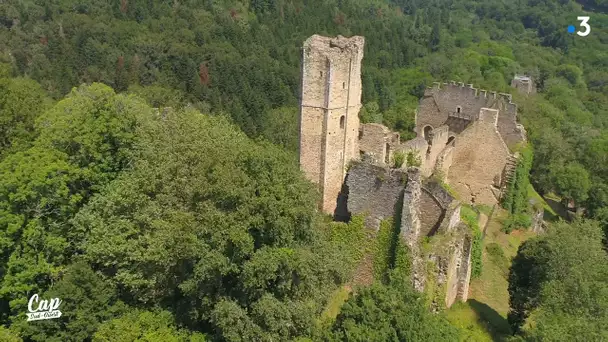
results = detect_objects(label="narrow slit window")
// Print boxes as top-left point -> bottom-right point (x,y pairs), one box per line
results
339,115 -> 345,129
457,106 -> 462,113
385,143 -> 390,164
320,71 -> 323,77
343,82 -> 346,89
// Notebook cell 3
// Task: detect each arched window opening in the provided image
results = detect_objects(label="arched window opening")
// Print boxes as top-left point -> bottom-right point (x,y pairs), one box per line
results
423,125 -> 433,141
456,106 -> 462,113
385,143 -> 390,164
339,115 -> 345,129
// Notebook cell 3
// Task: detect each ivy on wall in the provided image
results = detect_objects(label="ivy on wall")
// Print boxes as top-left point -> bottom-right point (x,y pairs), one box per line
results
373,218 -> 411,284
461,206 -> 483,278
328,214 -> 367,281
501,144 -> 534,233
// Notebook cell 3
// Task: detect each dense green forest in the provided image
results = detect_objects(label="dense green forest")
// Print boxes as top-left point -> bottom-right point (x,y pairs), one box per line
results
1,0 -> 607,341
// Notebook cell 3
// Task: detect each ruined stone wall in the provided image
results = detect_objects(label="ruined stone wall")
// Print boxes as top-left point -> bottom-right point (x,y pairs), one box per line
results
345,161 -> 406,230
358,123 -> 400,166
399,137 -> 427,168
299,35 -> 364,213
494,93 -> 525,148
447,224 -> 473,307
419,181 -> 460,237
400,168 -> 425,292
448,108 -> 511,205
456,233 -> 472,303
416,82 -> 524,148
424,222 -> 471,309
434,144 -> 454,181
531,207 -> 545,234
422,125 -> 449,177
344,163 -> 469,308
419,191 -> 444,237
511,75 -> 536,95
416,96 -> 447,136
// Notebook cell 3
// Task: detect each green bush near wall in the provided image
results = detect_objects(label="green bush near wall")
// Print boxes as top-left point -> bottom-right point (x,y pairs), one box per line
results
461,206 -> 483,278
501,144 -> 534,233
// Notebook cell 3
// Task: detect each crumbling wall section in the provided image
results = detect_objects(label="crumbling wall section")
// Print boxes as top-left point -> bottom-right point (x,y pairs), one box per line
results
434,144 -> 454,182
511,75 -> 536,95
419,190 -> 444,237
456,230 -> 472,303
400,168 -> 425,292
422,125 -> 449,177
495,93 -> 525,147
358,123 -> 400,166
426,222 -> 471,309
345,161 -> 406,230
531,207 -> 545,234
399,137 -> 427,168
420,181 -> 461,236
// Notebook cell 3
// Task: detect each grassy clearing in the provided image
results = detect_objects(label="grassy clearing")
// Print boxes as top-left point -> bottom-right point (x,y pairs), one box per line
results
476,204 -> 494,216
320,286 -> 351,322
447,208 -> 536,340
446,302 -> 497,342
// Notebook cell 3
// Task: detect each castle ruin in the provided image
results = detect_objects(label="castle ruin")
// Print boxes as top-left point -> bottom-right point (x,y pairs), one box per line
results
511,74 -> 536,95
298,35 -> 526,308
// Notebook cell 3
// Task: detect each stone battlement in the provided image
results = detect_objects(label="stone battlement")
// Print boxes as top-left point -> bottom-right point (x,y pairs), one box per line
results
427,81 -> 515,106
419,80 -> 521,147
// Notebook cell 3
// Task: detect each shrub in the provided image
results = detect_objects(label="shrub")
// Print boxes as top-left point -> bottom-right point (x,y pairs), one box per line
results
393,151 -> 405,168
502,213 -> 532,234
406,150 -> 422,167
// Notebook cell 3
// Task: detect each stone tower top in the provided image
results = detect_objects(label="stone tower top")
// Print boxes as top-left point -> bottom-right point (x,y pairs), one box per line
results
303,35 -> 365,55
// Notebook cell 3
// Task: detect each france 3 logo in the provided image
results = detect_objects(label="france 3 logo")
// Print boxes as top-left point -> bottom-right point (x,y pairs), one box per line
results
568,17 -> 591,37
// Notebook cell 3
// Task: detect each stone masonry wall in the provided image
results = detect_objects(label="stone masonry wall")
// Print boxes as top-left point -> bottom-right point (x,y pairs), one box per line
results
419,181 -> 460,237
419,190 -> 444,237
345,161 -> 406,230
434,144 -> 454,182
416,82 -> 524,148
423,125 -> 450,177
416,96 -> 447,136
400,168 -> 426,292
448,108 -> 511,205
456,232 -> 472,303
358,123 -> 400,166
399,137 -> 428,168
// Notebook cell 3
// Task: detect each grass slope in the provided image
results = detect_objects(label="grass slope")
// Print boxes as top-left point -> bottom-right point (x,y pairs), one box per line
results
447,208 -> 536,341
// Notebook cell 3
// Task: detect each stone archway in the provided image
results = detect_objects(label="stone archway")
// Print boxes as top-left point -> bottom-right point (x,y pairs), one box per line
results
423,125 -> 433,141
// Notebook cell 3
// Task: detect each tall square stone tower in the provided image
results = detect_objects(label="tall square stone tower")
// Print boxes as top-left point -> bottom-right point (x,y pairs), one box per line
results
299,35 -> 365,213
